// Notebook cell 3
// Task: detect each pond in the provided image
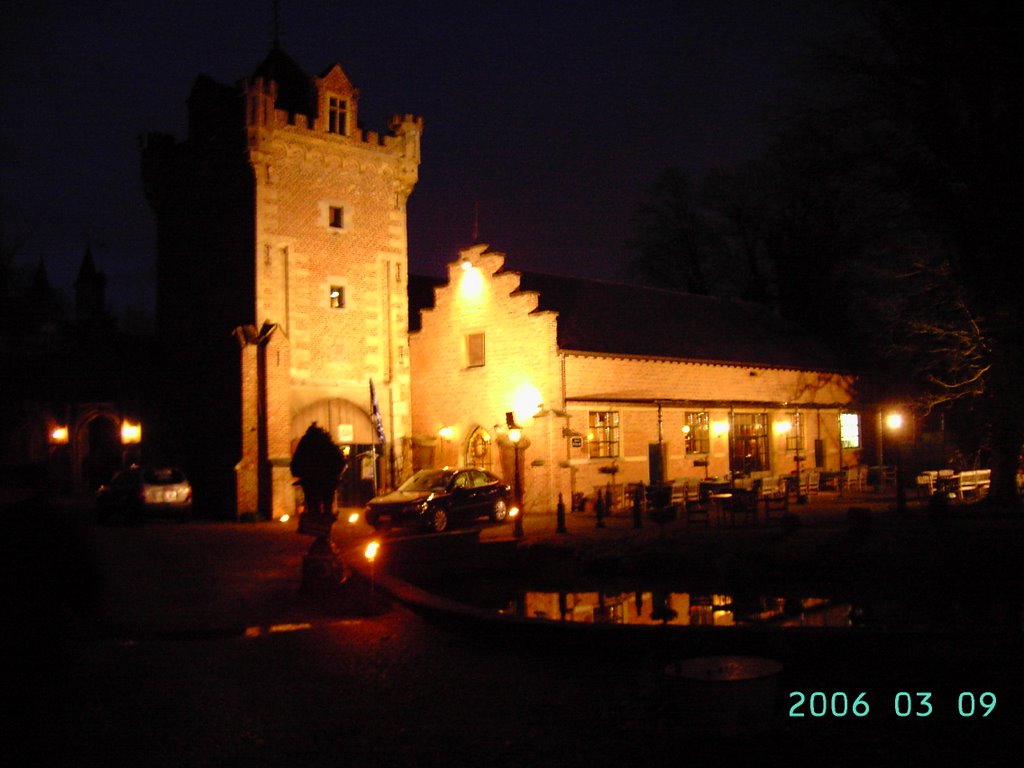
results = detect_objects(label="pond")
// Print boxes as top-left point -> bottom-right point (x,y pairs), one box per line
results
424,581 -> 1024,633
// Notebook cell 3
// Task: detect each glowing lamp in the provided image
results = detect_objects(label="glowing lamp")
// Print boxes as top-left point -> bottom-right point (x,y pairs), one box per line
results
50,426 -> 69,445
508,506 -> 520,518
438,426 -> 454,440
279,514 -> 291,524
885,413 -> 904,431
121,421 -> 142,444
775,419 -> 793,435
348,512 -> 360,524
365,540 -> 380,562
711,420 -> 730,437
681,424 -> 691,435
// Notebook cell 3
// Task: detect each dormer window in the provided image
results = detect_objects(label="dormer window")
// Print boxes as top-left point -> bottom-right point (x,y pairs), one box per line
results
328,96 -> 347,135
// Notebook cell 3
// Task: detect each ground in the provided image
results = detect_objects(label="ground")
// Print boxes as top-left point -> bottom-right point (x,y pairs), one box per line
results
6,493 -> 1023,766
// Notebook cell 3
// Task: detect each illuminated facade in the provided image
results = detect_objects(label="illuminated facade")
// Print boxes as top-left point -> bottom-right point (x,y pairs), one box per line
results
410,244 -> 858,513
142,47 -> 421,518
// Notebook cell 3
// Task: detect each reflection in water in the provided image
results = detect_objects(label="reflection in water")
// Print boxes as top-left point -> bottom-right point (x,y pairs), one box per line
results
498,591 -> 853,628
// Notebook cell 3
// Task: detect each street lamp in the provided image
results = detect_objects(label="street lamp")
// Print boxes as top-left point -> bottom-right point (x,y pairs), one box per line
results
438,426 -> 454,467
507,412 -> 523,538
885,412 -> 906,514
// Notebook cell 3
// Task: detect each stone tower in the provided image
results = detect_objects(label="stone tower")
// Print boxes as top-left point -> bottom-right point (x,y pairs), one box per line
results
142,46 -> 422,519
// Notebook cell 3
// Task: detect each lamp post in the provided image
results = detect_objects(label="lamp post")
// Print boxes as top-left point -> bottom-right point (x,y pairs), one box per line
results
886,412 -> 906,514
507,414 -> 524,538
121,419 -> 142,469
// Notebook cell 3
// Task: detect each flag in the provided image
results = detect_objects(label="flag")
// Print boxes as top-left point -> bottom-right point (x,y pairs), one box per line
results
369,379 -> 386,446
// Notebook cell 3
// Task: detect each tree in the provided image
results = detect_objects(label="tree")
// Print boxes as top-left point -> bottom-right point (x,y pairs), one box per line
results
625,167 -> 715,295
783,0 -> 1024,503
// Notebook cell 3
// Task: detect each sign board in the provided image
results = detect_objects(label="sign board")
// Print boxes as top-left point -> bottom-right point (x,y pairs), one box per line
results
570,436 -> 584,449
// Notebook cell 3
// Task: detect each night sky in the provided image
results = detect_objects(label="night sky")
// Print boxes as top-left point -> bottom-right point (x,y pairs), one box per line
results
1,0 -> 845,319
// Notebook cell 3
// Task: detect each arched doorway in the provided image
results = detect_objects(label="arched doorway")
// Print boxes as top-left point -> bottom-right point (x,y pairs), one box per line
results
292,399 -> 380,506
81,416 -> 121,489
467,426 -> 493,472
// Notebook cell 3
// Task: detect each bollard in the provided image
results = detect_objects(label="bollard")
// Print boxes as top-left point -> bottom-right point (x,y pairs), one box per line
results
556,493 -> 567,533
595,491 -> 605,528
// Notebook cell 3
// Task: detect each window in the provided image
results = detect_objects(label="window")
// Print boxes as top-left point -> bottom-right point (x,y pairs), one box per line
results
729,412 -> 769,473
684,411 -> 710,454
328,205 -> 344,229
588,411 -> 620,459
786,412 -> 805,452
466,332 -> 485,368
840,412 -> 861,449
328,96 -> 347,135
329,285 -> 345,309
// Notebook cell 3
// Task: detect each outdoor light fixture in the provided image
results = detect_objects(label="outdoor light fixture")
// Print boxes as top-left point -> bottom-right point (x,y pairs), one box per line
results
711,419 -> 730,437
121,420 -> 142,444
775,419 -> 793,434
885,413 -> 904,431
348,512 -> 360,524
438,426 -> 454,440
49,426 -> 69,445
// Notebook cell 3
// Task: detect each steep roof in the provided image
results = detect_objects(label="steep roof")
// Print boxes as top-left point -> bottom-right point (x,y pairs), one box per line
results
515,272 -> 844,372
251,45 -> 316,118
409,269 -> 845,372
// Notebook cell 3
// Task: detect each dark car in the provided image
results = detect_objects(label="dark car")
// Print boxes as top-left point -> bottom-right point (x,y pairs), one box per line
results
96,466 -> 193,523
364,468 -> 511,533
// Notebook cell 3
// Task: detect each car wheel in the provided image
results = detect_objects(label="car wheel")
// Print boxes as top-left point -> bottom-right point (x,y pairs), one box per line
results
428,507 -> 448,533
490,499 -> 508,522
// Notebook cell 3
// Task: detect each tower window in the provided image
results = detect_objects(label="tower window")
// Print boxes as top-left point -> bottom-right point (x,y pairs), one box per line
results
328,206 -> 344,229
329,285 -> 345,309
328,96 -> 347,135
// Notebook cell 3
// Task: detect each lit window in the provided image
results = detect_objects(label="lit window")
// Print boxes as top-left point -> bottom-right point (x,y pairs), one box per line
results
840,412 -> 860,449
684,411 -> 710,454
466,333 -> 485,368
329,285 -> 345,309
786,412 -> 805,452
328,96 -> 347,135
588,411 -> 620,459
328,206 -> 344,229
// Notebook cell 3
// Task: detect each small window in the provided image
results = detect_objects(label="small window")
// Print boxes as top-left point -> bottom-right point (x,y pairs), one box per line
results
329,285 -> 345,309
328,206 -> 344,229
588,411 -> 620,459
328,96 -> 347,135
466,332 -> 485,368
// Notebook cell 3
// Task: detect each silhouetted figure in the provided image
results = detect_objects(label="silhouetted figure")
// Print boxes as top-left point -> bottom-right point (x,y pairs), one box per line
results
291,423 -> 347,594
291,423 -> 345,521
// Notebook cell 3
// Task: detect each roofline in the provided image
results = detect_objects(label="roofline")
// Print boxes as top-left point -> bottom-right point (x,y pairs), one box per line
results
564,396 -> 855,410
558,348 -> 856,376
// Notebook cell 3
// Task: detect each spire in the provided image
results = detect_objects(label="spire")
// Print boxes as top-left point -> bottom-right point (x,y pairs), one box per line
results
75,244 -> 99,286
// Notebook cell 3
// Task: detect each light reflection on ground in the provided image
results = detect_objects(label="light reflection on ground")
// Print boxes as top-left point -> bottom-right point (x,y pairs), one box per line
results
497,591 -> 854,627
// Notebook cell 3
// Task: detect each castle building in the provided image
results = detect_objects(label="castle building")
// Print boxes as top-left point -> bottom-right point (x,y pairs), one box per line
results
411,245 -> 862,514
141,46 -> 422,519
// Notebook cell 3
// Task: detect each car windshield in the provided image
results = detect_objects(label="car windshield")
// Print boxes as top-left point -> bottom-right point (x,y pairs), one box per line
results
398,470 -> 453,493
143,468 -> 187,485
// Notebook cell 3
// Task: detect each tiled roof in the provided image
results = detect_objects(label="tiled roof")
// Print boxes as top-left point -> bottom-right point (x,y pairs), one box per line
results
409,270 -> 844,372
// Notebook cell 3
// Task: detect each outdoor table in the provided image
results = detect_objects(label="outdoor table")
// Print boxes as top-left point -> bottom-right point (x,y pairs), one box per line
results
708,492 -> 733,526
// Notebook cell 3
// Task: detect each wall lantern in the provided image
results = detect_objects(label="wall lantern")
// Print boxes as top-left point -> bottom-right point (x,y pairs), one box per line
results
50,426 -> 69,445
121,420 -> 142,445
711,419 -> 730,437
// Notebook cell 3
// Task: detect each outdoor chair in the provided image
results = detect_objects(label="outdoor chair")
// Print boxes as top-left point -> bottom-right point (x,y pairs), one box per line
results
729,489 -> 758,526
684,497 -> 710,526
762,487 -> 788,522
